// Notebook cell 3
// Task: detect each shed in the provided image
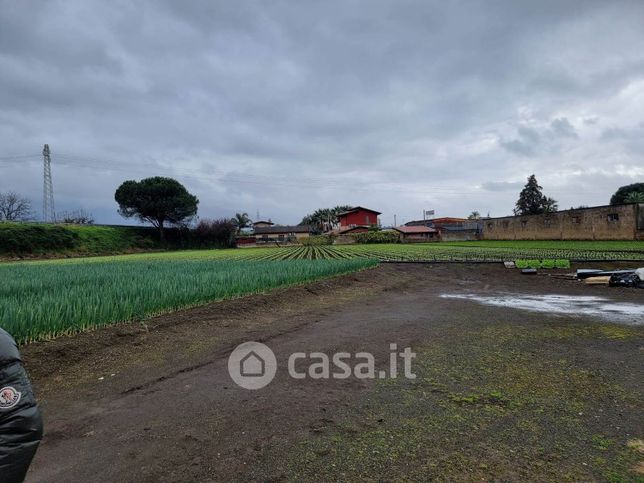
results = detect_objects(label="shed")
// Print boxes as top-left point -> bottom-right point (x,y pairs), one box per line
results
393,225 -> 439,242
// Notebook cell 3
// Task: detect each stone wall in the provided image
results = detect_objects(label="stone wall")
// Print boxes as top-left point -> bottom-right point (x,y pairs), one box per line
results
440,229 -> 480,242
482,204 -> 643,240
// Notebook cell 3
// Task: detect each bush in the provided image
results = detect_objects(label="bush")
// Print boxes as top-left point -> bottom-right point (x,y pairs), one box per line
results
0,223 -> 79,253
194,218 -> 236,248
351,231 -> 400,244
301,235 -> 334,246
132,235 -> 157,249
58,209 -> 95,224
0,221 -> 243,256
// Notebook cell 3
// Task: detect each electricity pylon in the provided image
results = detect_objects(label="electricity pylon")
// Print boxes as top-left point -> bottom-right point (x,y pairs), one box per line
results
42,144 -> 55,222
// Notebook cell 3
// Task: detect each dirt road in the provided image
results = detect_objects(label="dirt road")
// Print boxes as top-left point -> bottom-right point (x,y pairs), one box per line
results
23,264 -> 644,482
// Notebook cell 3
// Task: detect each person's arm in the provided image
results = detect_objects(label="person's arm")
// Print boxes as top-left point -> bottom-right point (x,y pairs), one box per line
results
0,328 -> 43,483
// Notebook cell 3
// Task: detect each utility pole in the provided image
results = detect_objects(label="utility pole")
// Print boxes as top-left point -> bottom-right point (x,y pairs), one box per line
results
42,144 -> 55,222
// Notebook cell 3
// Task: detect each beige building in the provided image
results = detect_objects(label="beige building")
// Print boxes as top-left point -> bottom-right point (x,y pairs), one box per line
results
482,203 -> 644,241
393,225 -> 439,242
254,225 -> 313,244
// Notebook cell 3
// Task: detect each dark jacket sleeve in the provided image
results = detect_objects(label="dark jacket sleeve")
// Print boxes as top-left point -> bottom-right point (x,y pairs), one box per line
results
0,328 -> 43,483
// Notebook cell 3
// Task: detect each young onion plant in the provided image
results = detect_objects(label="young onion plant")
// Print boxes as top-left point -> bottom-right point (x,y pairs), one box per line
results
0,258 -> 377,344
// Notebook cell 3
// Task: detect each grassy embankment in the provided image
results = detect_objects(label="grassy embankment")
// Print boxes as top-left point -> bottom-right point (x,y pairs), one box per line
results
0,222 -> 167,258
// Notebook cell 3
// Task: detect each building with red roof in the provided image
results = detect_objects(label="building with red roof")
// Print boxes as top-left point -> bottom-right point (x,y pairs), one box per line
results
336,206 -> 381,232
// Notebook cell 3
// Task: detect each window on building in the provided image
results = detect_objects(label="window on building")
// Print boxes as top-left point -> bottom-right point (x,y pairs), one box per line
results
607,213 -> 619,222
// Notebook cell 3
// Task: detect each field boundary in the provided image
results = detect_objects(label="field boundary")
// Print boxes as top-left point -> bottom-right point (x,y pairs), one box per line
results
381,258 -> 644,264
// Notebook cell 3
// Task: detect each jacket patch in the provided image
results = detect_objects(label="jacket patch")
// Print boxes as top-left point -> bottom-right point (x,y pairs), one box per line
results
0,386 -> 21,409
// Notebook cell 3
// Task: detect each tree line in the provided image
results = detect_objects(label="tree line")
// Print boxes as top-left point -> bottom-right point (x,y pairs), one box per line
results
2,175 -> 643,232
475,175 -> 644,218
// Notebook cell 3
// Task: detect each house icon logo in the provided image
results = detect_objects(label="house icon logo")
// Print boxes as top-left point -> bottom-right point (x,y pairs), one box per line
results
228,342 -> 277,390
240,351 -> 265,377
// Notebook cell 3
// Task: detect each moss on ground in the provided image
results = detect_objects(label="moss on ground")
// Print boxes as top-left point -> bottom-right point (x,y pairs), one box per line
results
279,321 -> 644,482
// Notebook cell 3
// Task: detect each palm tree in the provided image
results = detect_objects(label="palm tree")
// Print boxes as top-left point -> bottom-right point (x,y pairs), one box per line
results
542,197 -> 559,213
300,205 -> 353,233
625,191 -> 644,203
232,212 -> 251,233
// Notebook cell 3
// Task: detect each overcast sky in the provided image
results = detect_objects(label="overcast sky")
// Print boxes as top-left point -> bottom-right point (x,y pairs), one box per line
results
1,0 -> 643,226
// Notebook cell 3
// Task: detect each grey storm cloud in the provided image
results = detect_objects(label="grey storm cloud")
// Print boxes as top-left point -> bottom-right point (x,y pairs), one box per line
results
550,118 -> 579,139
1,0 -> 643,224
481,181 -> 526,193
499,117 -> 579,157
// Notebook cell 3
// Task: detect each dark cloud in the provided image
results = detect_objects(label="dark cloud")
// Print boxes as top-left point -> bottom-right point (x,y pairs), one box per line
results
550,118 -> 579,139
481,181 -> 525,192
498,138 -> 537,158
1,0 -> 643,223
499,117 -> 580,158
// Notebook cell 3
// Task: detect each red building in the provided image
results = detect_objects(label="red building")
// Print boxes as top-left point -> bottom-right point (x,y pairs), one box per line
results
337,206 -> 381,228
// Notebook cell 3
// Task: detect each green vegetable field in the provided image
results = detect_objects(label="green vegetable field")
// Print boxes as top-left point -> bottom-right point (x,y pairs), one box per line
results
22,240 -> 643,265
0,258 -> 377,344
2,240 -> 642,344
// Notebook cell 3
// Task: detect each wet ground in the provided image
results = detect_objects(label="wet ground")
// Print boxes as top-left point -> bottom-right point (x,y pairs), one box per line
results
440,293 -> 644,324
22,263 -> 644,482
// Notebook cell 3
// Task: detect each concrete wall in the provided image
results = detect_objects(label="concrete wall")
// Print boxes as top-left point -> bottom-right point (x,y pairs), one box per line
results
482,204 -> 643,240
440,229 -> 480,242
399,233 -> 439,243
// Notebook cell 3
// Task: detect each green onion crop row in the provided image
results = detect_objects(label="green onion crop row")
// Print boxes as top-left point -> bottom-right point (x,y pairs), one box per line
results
1,258 -> 377,344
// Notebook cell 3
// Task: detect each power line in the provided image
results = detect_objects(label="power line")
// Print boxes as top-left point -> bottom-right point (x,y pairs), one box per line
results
2,151 -> 477,192
36,154 -> 481,195
0,150 -> 620,197
0,154 -> 41,162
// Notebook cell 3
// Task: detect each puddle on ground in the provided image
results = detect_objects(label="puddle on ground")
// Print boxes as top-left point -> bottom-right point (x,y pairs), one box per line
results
440,293 -> 644,325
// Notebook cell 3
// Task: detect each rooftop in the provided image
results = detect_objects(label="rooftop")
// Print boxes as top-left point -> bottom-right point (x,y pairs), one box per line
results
254,225 -> 313,234
405,217 -> 468,226
393,226 -> 438,234
337,206 -> 382,217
